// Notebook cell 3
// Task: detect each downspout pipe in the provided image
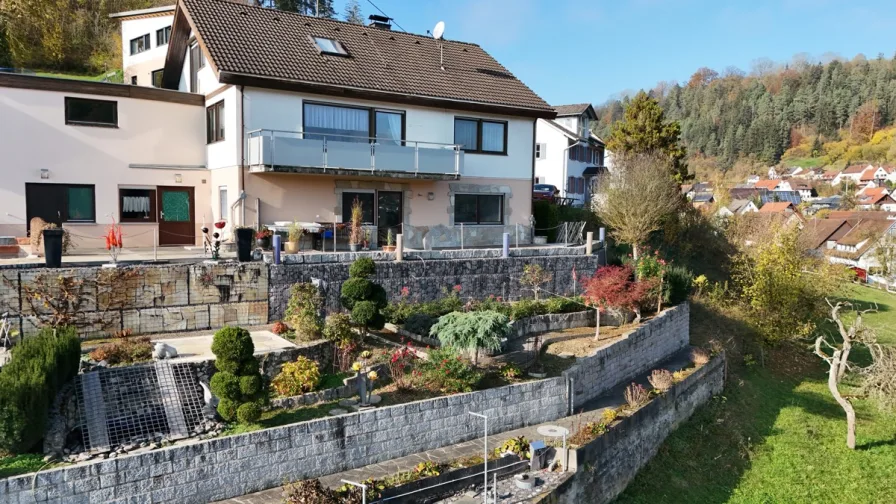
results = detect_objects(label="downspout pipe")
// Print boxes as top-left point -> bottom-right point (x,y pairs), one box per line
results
240,85 -> 247,225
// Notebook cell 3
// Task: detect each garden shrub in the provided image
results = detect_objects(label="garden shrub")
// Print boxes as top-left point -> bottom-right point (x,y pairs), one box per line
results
510,299 -> 548,320
388,345 -> 418,390
430,310 -> 510,365
340,258 -> 387,331
663,265 -> 693,306
494,436 -> 530,458
88,336 -> 153,365
284,283 -> 323,341
403,313 -> 436,336
691,347 -> 711,366
283,478 -> 338,504
623,382 -> 649,409
545,296 -> 585,314
470,295 -> 513,317
648,369 -> 674,393
0,326 -> 80,454
417,347 -> 482,393
322,313 -> 358,348
210,326 -> 266,423
271,356 -> 321,397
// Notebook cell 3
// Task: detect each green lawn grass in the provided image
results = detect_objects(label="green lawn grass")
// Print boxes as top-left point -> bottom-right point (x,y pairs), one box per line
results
34,70 -> 123,83
834,284 -> 896,345
617,298 -> 896,504
780,156 -> 825,168
0,453 -> 48,479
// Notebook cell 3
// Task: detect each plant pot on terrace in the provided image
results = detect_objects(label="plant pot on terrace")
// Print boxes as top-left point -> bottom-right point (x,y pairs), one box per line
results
42,228 -> 64,268
255,227 -> 273,251
235,227 -> 254,262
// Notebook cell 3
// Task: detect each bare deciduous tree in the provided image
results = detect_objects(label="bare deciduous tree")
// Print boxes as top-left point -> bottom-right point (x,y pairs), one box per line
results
591,151 -> 680,261
814,300 -> 877,449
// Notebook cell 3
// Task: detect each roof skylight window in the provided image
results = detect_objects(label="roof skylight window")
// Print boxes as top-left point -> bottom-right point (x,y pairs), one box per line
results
313,37 -> 348,56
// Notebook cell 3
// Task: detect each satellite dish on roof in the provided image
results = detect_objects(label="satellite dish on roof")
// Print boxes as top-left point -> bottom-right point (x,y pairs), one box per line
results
432,21 -> 445,40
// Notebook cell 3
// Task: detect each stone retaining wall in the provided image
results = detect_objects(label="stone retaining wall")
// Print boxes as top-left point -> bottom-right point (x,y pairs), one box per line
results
562,303 -> 690,409
508,311 -> 595,341
0,378 -> 567,504
0,263 -> 268,339
548,353 -> 726,503
269,253 -> 604,318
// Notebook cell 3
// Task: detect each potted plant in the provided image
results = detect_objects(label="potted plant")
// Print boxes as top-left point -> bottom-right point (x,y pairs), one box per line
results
255,227 -> 273,250
286,220 -> 302,254
42,227 -> 64,268
382,229 -> 396,252
235,226 -> 255,262
349,197 -> 363,252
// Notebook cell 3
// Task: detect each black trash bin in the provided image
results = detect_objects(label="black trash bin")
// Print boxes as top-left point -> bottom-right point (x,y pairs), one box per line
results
42,228 -> 64,268
235,228 -> 254,262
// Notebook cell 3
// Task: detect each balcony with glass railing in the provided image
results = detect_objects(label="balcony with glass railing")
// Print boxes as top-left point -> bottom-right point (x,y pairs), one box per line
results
246,129 -> 463,179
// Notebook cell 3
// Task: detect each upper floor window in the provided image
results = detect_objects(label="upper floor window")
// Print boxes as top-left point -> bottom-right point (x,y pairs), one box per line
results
302,101 -> 405,143
130,34 -> 150,55
535,143 -> 546,160
151,69 -> 164,88
454,118 -> 507,155
65,97 -> 117,128
207,101 -> 225,144
189,44 -> 201,93
312,37 -> 348,56
156,26 -> 171,47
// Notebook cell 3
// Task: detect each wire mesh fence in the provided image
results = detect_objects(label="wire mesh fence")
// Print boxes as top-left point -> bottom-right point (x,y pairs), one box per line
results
74,361 -> 207,451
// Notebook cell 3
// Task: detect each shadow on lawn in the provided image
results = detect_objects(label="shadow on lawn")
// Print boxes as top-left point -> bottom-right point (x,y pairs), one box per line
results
614,301 -> 819,504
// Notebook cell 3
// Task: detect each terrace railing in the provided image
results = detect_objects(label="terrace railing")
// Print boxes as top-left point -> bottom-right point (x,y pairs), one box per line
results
246,129 -> 463,177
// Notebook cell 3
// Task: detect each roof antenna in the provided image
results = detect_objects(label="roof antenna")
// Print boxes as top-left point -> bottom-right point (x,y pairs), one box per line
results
431,21 -> 445,70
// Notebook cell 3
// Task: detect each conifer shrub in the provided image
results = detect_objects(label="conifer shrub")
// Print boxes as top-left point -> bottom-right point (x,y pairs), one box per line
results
340,258 -> 387,331
0,326 -> 81,453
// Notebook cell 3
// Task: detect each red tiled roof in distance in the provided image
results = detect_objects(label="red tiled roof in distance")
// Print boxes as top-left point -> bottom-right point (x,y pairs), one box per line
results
754,179 -> 780,190
759,201 -> 794,213
843,164 -> 870,174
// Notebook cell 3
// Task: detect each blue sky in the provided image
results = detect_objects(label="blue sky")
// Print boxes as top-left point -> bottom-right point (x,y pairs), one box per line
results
332,0 -> 896,105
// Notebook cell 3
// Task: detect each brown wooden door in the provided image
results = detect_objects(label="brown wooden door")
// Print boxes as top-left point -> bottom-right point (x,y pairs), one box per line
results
157,186 -> 195,246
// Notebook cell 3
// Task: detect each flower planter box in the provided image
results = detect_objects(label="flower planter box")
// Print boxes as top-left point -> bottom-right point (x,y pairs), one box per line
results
267,364 -> 387,410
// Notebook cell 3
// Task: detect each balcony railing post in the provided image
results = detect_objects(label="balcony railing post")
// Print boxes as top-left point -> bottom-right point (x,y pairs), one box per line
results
270,131 -> 276,170
415,143 -> 419,174
323,137 -> 328,170
454,146 -> 460,176
371,142 -> 376,173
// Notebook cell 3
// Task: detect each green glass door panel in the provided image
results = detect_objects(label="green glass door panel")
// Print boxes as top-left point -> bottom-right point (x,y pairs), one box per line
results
161,191 -> 190,222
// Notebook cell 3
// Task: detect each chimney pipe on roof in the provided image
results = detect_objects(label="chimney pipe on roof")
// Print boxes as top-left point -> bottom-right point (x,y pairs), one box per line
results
368,14 -> 392,30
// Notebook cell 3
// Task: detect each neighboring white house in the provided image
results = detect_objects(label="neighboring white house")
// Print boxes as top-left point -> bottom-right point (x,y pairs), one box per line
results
832,164 -> 873,186
717,199 -> 759,218
0,73 -> 208,248
828,219 -> 896,271
534,103 -> 606,206
111,5 -> 176,87
152,0 -> 556,248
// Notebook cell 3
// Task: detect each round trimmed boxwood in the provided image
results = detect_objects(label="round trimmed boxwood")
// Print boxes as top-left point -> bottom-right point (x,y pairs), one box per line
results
349,257 -> 376,278
236,402 -> 261,424
351,300 -> 385,331
210,326 -> 267,423
339,278 -> 373,310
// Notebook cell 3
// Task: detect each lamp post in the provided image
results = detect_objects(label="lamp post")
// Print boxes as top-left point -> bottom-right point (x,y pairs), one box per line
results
468,411 -> 488,504
340,479 -> 367,504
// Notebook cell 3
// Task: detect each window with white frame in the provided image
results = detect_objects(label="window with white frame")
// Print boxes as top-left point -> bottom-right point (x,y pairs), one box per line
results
312,37 -> 348,56
535,143 -> 546,159
219,186 -> 228,222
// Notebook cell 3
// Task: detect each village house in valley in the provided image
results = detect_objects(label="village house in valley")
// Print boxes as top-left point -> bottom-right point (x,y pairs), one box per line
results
0,0 -> 557,250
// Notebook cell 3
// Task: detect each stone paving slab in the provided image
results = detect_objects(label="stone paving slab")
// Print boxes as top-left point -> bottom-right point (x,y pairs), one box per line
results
214,349 -> 694,504
155,331 -> 296,362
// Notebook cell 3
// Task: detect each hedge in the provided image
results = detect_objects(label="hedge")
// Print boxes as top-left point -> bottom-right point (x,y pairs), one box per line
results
0,326 -> 81,454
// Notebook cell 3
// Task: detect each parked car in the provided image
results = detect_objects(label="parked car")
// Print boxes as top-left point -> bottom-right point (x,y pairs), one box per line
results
533,184 -> 559,201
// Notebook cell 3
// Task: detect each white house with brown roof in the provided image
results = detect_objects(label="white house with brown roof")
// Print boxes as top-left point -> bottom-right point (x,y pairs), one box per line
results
534,103 -> 606,207
827,219 -> 896,271
130,0 -> 554,249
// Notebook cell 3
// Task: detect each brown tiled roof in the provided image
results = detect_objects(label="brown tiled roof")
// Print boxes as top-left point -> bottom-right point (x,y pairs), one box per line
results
843,164 -> 870,174
177,0 -> 553,116
553,103 -> 592,116
828,211 -> 896,220
801,219 -> 852,250
754,179 -> 780,190
836,219 -> 894,246
759,201 -> 794,213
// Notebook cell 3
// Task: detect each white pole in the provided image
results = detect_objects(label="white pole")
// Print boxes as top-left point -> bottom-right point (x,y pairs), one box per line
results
493,473 -> 497,503
341,480 -> 366,504
515,223 -> 519,249
153,227 -> 158,261
333,222 -> 337,252
461,223 -> 465,250
469,412 -> 488,504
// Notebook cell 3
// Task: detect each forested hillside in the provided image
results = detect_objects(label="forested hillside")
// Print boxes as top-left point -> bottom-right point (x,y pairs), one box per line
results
0,0 -> 337,74
594,54 -> 896,169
